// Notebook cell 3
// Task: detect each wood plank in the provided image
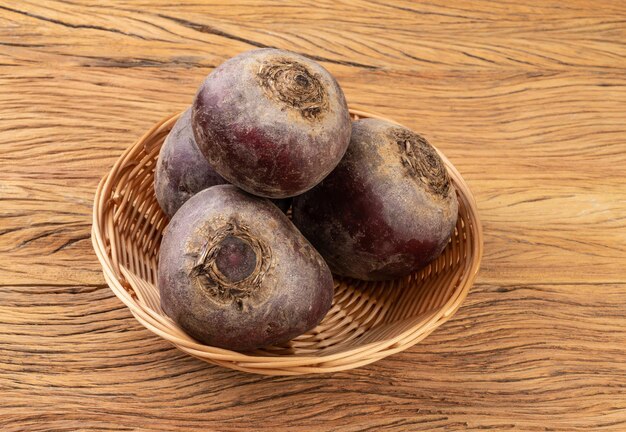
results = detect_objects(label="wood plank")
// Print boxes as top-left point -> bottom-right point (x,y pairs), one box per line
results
1,175 -> 624,286
1,283 -> 625,431
1,0 -> 625,71
1,66 -> 624,285
2,68 -> 625,176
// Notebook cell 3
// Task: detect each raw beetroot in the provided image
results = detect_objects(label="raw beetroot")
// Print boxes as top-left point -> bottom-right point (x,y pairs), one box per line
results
154,108 -> 227,218
158,185 -> 333,351
192,48 -> 351,198
292,119 -> 458,281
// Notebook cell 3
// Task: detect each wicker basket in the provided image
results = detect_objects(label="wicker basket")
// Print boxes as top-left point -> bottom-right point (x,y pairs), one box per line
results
91,108 -> 482,375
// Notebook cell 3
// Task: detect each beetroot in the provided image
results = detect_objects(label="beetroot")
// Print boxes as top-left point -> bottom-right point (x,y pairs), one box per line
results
154,108 -> 227,218
192,48 -> 351,198
158,185 -> 334,351
292,118 -> 458,281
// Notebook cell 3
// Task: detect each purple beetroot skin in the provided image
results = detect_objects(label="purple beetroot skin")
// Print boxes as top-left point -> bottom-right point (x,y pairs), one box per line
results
192,48 -> 351,199
154,108 -> 291,218
158,185 -> 334,351
154,108 -> 228,218
292,119 -> 459,281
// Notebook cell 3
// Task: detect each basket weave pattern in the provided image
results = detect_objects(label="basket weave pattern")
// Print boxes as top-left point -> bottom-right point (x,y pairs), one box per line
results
92,108 -> 483,375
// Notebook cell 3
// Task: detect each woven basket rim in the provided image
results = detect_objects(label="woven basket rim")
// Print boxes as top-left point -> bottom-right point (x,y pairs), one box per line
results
91,107 -> 483,373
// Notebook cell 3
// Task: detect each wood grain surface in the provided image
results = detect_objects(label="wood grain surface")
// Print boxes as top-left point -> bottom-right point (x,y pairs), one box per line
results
1,0 -> 625,430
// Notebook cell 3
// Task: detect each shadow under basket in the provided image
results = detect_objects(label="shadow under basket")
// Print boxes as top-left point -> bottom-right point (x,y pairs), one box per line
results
91,108 -> 483,375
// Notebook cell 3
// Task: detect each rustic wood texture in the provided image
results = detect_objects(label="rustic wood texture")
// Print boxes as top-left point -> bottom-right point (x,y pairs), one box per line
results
1,0 -> 625,430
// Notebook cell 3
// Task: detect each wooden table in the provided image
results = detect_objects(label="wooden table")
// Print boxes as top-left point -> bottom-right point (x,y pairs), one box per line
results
2,1 -> 625,430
